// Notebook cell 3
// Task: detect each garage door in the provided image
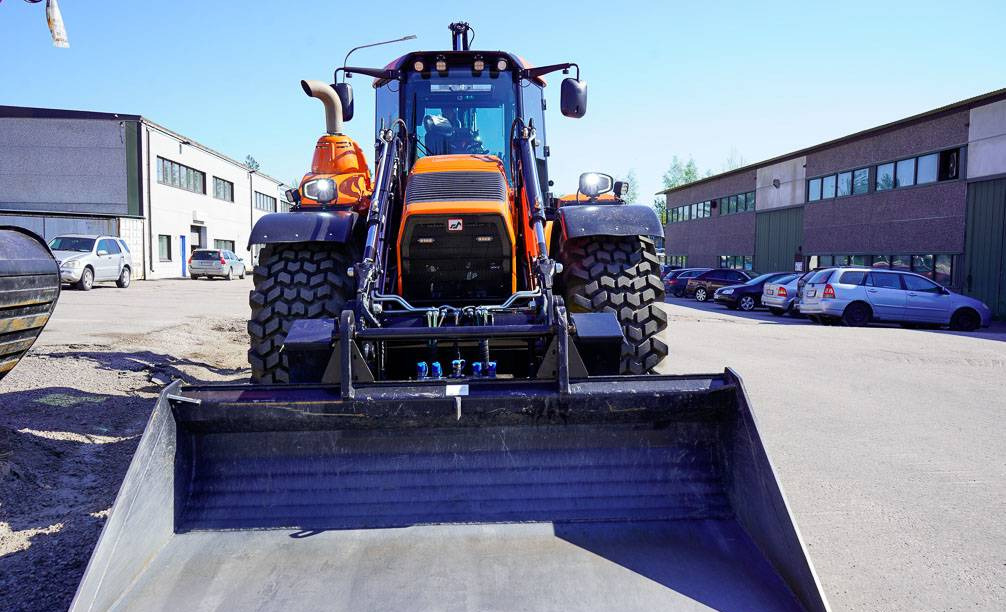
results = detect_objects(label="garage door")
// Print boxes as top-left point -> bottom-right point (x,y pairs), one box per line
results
964,178 -> 1006,318
754,206 -> 803,273
0,214 -> 116,241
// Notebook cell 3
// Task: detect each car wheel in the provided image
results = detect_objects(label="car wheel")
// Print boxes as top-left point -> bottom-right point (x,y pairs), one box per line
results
673,288 -> 685,298
190,275 -> 199,280
949,308 -> 980,332
769,307 -> 785,316
226,267 -> 234,281
739,296 -> 756,311
694,287 -> 708,302
239,266 -> 246,280
116,267 -> 131,288
842,302 -> 872,327
77,267 -> 94,291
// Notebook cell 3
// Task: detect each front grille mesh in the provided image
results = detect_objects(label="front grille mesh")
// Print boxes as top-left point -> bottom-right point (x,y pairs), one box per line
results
406,171 -> 507,203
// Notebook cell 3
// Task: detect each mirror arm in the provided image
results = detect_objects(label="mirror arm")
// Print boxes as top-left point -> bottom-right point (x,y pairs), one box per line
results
341,66 -> 401,80
522,62 -> 579,80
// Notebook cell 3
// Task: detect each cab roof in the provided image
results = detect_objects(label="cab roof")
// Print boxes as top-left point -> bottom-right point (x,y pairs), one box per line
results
372,51 -> 547,88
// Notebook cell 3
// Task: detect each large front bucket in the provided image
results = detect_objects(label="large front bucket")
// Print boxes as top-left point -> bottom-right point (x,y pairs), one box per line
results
72,372 -> 829,611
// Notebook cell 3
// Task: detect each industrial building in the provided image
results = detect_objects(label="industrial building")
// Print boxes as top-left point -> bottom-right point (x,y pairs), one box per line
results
0,106 -> 291,279
661,88 -> 1006,318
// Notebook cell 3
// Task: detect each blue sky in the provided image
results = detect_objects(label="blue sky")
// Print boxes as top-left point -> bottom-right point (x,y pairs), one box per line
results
3,0 -> 1004,201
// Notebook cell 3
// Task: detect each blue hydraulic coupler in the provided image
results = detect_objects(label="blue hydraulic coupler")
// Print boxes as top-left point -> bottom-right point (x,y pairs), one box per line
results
487,361 -> 497,378
430,361 -> 442,378
416,361 -> 429,380
472,361 -> 483,377
451,359 -> 465,378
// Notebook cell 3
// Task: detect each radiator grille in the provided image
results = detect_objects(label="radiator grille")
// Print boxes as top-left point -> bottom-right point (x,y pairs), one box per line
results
406,171 -> 507,203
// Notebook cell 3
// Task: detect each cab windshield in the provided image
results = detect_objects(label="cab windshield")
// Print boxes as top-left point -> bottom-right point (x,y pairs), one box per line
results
404,67 -> 516,171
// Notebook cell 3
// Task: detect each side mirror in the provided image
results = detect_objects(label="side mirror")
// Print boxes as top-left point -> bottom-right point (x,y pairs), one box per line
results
578,172 -> 613,198
560,78 -> 587,118
941,286 -> 951,295
334,82 -> 354,122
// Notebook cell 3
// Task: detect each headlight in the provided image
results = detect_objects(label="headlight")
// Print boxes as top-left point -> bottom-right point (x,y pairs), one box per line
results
61,259 -> 81,269
720,288 -> 734,295
302,178 -> 337,203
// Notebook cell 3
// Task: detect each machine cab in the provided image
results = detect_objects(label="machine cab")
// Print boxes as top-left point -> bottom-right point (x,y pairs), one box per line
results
374,52 -> 550,200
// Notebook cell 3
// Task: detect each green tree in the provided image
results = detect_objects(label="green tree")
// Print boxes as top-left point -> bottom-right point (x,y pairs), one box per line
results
617,169 -> 640,204
652,156 -> 702,223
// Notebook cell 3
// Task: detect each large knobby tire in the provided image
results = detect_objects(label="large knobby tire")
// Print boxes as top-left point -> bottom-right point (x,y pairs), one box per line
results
248,243 -> 355,383
561,236 -> 668,374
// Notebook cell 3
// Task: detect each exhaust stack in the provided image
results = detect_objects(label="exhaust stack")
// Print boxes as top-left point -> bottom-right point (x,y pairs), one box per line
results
301,79 -> 343,135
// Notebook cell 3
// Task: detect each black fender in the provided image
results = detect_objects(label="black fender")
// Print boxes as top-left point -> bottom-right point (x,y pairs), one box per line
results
248,211 -> 358,248
555,203 -> 663,244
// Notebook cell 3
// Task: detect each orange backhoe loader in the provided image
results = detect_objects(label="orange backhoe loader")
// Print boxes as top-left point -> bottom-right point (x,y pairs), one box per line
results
70,23 -> 829,611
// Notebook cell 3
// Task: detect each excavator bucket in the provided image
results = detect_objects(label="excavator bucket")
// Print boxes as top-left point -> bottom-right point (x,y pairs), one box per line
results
72,371 -> 829,611
0,227 -> 60,382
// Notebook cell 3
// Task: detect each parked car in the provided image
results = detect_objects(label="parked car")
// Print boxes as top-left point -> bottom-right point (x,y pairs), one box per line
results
685,268 -> 752,302
49,234 -> 133,291
715,272 -> 798,311
663,267 -> 711,297
763,273 -> 804,316
794,268 -> 830,315
800,267 -> 991,330
189,249 -> 247,280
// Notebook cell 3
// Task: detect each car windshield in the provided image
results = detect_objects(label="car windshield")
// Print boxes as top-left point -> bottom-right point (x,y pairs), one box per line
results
192,250 -> 221,260
405,67 -> 516,171
49,237 -> 95,252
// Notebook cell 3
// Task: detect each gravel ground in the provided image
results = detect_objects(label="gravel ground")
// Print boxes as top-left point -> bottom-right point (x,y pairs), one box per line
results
1,279 -> 1004,611
0,279 -> 252,612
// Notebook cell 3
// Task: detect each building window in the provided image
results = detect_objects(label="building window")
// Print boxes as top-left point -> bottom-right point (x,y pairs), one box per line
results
213,177 -> 234,202
254,191 -> 277,212
821,174 -> 837,199
837,171 -> 852,197
934,254 -> 952,285
875,163 -> 895,191
853,168 -> 869,195
719,255 -> 753,270
214,239 -> 236,251
808,177 -> 821,201
895,158 -> 915,188
938,149 -> 960,181
667,255 -> 687,267
916,153 -> 938,184
157,157 -> 205,194
811,253 -> 954,285
158,235 -> 172,261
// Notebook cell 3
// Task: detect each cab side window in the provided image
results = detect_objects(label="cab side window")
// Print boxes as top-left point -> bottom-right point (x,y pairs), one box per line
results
520,81 -> 549,201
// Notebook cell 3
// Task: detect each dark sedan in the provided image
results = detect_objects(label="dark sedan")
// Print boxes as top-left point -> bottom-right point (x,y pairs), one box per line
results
713,272 -> 799,311
663,267 -> 711,297
684,268 -> 752,302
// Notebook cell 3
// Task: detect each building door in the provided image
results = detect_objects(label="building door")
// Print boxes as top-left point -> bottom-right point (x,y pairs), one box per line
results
755,207 -> 804,273
963,179 -> 1006,318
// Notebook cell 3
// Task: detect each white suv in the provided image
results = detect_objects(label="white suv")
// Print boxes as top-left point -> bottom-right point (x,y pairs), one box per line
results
49,234 -> 133,291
